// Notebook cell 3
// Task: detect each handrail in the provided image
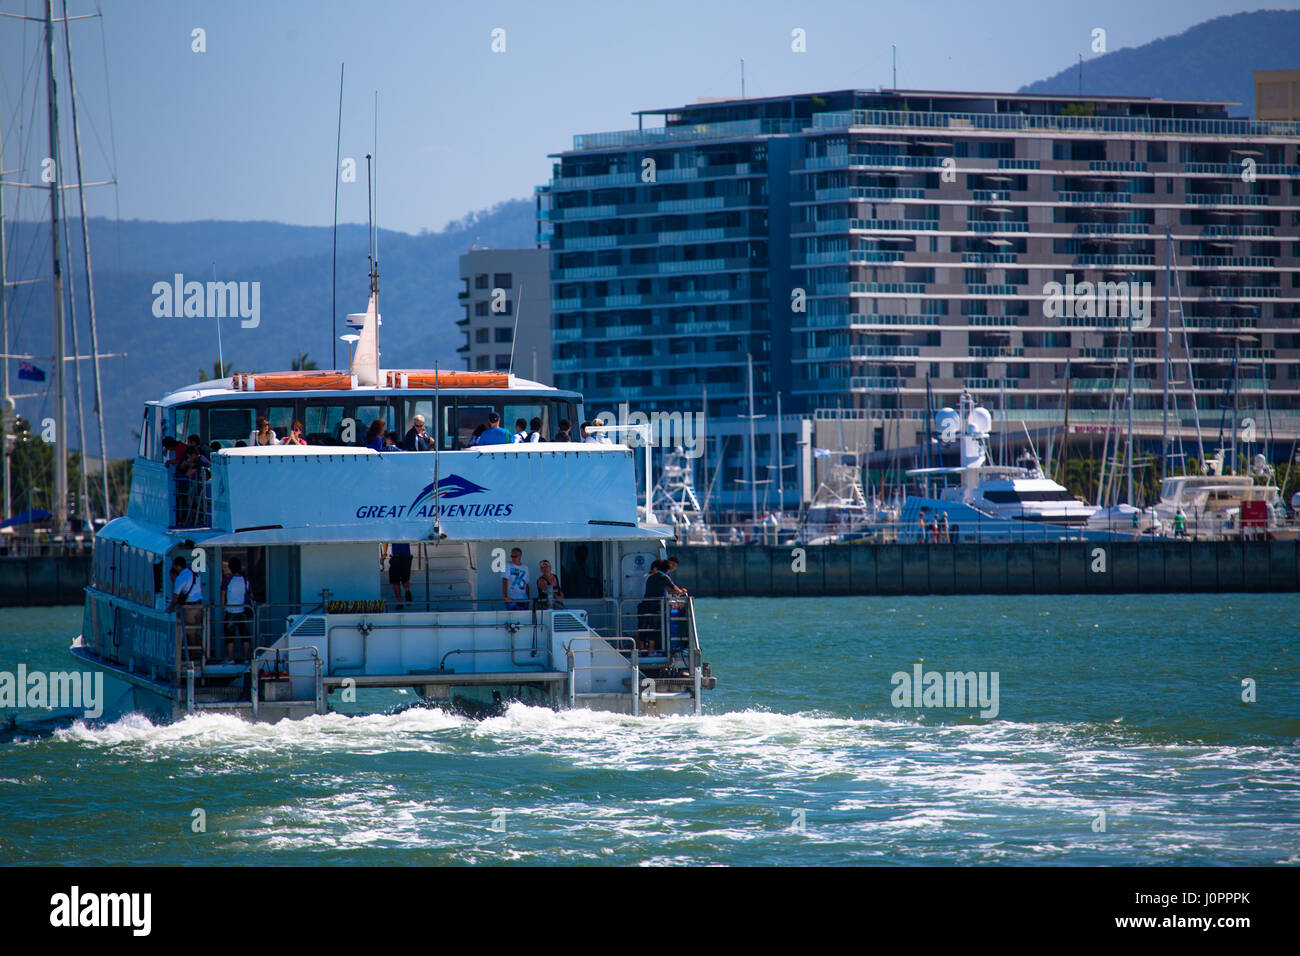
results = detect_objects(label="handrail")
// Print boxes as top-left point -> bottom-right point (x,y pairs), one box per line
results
566,633 -> 640,715
250,644 -> 323,717
685,597 -> 702,716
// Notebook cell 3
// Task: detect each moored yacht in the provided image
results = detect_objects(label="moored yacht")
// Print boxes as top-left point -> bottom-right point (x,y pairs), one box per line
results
70,291 -> 714,722
1151,470 -> 1284,540
902,393 -> 1098,541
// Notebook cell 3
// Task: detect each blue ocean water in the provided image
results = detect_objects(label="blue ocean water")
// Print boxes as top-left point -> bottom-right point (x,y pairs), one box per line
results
1,595 -> 1297,865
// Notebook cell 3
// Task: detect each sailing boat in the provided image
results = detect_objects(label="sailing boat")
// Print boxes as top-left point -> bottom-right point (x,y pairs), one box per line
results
0,0 -> 115,536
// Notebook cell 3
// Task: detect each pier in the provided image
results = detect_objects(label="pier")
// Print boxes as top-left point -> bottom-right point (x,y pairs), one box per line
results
5,539 -> 1300,607
669,540 -> 1300,597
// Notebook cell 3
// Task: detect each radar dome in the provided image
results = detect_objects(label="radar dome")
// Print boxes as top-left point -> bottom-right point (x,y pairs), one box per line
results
934,407 -> 960,443
967,406 -> 993,437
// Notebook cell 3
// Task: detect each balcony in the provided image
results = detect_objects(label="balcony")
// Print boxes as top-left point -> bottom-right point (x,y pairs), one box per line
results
811,107 -> 1300,139
1185,193 -> 1269,206
1201,287 -> 1280,298
571,118 -> 798,150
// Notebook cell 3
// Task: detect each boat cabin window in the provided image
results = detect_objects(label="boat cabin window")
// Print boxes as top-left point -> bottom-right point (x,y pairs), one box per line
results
983,489 -> 1078,503
352,404 -> 393,440
139,405 -> 162,460
304,404 -> 346,444
450,404 -> 494,447
265,405 -> 296,439
170,406 -> 201,443
165,395 -> 580,451
209,407 -> 255,446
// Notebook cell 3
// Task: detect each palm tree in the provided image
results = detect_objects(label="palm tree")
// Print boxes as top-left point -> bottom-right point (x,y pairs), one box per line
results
197,360 -> 235,382
290,351 -> 318,371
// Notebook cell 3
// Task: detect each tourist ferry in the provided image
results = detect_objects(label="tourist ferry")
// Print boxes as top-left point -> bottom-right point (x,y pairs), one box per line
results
70,291 -> 714,722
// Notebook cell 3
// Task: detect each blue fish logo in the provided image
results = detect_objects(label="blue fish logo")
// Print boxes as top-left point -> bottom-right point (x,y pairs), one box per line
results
411,474 -> 489,510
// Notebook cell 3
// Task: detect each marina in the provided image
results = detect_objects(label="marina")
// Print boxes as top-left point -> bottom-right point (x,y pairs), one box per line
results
0,0 -> 1297,901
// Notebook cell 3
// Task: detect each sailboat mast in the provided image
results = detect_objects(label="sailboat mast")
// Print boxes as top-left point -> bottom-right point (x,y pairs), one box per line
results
774,390 -> 783,515
1162,226 -> 1170,480
45,0 -> 68,532
0,120 -> 10,522
1126,294 -> 1135,505
62,0 -> 110,521
745,353 -> 757,521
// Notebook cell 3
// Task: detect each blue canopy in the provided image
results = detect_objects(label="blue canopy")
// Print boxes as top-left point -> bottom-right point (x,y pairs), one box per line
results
0,508 -> 52,529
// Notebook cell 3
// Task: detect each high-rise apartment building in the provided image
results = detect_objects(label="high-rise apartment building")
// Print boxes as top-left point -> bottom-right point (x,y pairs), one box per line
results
457,248 -> 553,384
543,89 -> 1300,461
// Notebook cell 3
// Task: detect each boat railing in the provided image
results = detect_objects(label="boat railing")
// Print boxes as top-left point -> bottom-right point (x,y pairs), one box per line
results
567,634 -> 641,715
171,468 -> 213,530
249,644 -> 325,718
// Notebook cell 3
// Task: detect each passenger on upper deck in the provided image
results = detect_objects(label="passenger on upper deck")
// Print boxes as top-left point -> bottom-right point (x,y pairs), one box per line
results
253,416 -> 280,446
176,444 -> 211,526
468,424 -> 487,447
528,417 -> 543,442
477,412 -> 511,446
383,430 -> 399,450
402,414 -> 430,451
162,436 -> 184,467
282,420 -> 308,446
364,419 -> 386,451
512,419 -> 528,443
553,419 -> 574,442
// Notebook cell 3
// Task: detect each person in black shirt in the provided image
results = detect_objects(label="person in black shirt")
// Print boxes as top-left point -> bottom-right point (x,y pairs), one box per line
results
637,560 -> 674,655
402,414 -> 431,451
553,418 -> 573,442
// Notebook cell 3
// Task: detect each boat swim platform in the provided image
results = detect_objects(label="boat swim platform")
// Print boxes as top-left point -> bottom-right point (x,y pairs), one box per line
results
321,671 -> 569,689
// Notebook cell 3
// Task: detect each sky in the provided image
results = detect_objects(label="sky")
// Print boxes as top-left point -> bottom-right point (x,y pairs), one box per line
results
1,0 -> 1291,235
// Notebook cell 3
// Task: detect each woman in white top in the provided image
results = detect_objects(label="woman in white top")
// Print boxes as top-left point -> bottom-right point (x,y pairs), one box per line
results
252,416 -> 279,446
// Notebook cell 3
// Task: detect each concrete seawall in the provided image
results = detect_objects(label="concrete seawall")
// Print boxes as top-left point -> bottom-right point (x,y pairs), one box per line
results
3,540 -> 1298,606
670,540 -> 1300,597
0,555 -> 92,607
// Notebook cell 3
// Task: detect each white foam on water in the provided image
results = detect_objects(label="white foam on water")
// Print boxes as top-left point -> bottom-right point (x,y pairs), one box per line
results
53,706 -> 473,755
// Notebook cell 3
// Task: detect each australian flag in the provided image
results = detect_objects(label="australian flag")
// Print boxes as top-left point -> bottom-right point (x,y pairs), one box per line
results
17,362 -> 46,382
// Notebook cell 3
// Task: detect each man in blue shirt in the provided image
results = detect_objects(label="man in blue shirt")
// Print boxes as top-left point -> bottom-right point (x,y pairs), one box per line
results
476,412 -> 512,446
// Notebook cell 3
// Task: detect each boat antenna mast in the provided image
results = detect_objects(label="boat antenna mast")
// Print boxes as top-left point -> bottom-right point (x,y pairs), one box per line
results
330,62 -> 343,370
430,360 -> 446,541
507,282 -> 523,377
365,152 -> 378,301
